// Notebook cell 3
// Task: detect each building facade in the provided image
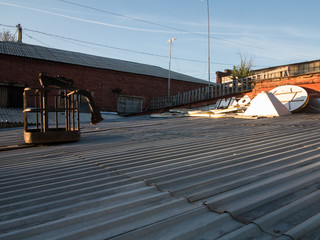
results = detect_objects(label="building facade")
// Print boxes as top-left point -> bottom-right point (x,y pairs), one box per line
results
0,41 -> 208,113
216,59 -> 320,84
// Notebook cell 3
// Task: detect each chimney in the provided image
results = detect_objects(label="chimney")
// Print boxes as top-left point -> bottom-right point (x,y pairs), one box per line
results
216,69 -> 232,84
16,24 -> 22,42
215,71 -> 223,84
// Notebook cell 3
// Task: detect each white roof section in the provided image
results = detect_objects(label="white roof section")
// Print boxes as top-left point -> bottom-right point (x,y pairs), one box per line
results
243,91 -> 292,117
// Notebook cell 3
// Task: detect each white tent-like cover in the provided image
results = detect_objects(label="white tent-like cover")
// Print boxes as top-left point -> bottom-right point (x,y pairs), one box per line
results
243,91 -> 291,117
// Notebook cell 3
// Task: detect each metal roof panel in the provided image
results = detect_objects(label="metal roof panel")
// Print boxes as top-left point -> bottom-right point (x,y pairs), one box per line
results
1,114 -> 320,239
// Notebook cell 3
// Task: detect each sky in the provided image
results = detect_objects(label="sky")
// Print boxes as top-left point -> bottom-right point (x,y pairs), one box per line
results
0,0 -> 320,83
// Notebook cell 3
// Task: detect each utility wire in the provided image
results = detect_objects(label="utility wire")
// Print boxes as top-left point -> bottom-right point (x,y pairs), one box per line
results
0,23 -> 16,29
22,26 -> 234,66
0,23 -> 266,67
24,32 -> 53,47
0,1 -> 314,59
59,0 -> 207,37
0,23 -> 268,68
59,0 -> 313,59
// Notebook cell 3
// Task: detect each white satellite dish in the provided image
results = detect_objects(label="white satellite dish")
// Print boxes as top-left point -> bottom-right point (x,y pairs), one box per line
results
269,85 -> 309,112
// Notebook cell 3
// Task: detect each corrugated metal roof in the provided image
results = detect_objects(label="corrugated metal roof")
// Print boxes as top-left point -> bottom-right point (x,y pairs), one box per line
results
1,114 -> 320,239
0,41 -> 208,84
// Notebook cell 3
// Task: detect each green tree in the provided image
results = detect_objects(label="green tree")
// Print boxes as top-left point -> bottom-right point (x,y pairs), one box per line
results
231,53 -> 255,79
0,30 -> 17,42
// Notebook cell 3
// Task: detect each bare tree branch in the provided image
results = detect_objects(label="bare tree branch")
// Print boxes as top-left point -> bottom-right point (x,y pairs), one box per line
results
0,30 -> 17,42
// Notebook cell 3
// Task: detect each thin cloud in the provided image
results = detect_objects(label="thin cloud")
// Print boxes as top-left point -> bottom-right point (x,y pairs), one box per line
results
214,20 -> 320,40
0,1 -> 177,33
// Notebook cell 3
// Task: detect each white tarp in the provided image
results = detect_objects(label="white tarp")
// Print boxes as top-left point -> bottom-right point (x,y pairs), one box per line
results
243,91 -> 291,117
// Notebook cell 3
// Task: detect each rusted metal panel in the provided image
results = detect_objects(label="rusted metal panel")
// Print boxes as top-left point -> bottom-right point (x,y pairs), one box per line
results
24,129 -> 80,144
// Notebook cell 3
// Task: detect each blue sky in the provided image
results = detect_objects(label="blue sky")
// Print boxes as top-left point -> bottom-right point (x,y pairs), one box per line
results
1,0 -> 319,82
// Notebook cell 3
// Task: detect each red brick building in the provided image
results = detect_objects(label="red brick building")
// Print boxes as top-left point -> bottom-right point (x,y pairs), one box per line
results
0,41 -> 208,113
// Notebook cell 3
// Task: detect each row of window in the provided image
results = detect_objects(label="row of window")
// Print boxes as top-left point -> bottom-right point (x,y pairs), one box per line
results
290,61 -> 320,75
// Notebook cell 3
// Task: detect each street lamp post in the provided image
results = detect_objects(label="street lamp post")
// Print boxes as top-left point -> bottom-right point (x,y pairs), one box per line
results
167,38 -> 177,97
206,0 -> 211,86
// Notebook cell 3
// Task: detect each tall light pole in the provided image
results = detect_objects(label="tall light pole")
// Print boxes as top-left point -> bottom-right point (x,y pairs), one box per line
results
206,0 -> 211,86
167,38 -> 177,97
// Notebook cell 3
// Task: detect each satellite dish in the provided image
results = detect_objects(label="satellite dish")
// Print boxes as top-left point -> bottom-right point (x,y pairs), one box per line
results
269,85 -> 309,112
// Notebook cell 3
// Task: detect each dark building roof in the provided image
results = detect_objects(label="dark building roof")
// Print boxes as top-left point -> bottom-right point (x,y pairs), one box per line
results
0,41 -> 208,84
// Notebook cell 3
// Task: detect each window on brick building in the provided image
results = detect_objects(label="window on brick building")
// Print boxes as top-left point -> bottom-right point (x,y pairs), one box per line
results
315,61 -> 320,72
0,85 -> 24,108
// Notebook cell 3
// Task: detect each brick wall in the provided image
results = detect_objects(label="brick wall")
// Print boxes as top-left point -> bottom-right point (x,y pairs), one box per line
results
247,73 -> 320,99
0,55 -> 206,111
170,73 -> 320,111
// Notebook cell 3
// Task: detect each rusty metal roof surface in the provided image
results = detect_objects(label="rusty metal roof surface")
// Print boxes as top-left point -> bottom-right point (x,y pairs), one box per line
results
0,41 -> 208,84
1,114 -> 320,239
